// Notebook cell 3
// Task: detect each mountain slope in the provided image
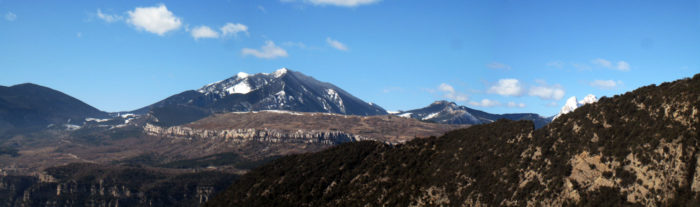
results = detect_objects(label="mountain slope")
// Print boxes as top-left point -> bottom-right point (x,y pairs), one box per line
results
0,83 -> 109,135
398,100 -> 551,128
207,73 -> 700,206
135,68 -> 387,126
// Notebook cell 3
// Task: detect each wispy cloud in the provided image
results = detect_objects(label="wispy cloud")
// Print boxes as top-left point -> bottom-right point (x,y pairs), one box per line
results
592,58 -> 630,71
438,83 -> 468,101
4,12 -> 16,21
285,0 -> 381,7
220,23 -> 248,37
326,37 -> 348,51
589,80 -> 623,90
127,4 -> 182,36
507,101 -> 526,108
546,61 -> 565,69
191,25 -> 219,40
283,41 -> 308,49
488,79 -> 523,96
486,62 -> 511,70
528,83 -> 565,100
241,41 -> 288,59
96,9 -> 122,23
469,99 -> 500,107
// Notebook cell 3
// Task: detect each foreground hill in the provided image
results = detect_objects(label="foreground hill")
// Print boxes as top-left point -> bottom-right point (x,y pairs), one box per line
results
208,74 -> 700,206
0,83 -> 109,136
134,68 -> 387,126
397,100 -> 551,128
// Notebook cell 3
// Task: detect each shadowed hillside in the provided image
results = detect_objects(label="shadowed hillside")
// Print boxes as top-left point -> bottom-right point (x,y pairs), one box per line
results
207,74 -> 700,206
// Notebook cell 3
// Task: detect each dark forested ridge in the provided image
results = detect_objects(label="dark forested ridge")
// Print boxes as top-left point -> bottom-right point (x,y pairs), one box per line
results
0,83 -> 109,136
207,73 -> 700,206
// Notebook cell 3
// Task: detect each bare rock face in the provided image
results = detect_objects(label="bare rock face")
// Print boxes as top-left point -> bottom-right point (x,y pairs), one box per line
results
143,123 -> 365,145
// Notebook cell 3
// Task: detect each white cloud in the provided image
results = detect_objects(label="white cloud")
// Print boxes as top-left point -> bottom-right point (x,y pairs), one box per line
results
326,37 -> 348,51
592,58 -> 630,71
488,79 -> 523,96
191,26 -> 219,40
5,12 -> 16,21
241,41 -> 288,59
487,62 -> 511,70
258,5 -> 267,13
589,80 -> 622,90
591,58 -> 612,68
438,83 -> 468,101
546,61 -> 565,69
469,99 -> 500,107
127,4 -> 182,36
220,22 -> 248,37
528,85 -> 565,100
96,9 -> 122,23
507,101 -> 526,108
616,61 -> 630,71
438,83 -> 455,93
302,0 -> 381,7
76,32 -> 82,38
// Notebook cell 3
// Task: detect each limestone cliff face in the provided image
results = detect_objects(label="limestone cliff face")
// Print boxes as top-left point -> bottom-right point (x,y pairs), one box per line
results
143,123 -> 368,145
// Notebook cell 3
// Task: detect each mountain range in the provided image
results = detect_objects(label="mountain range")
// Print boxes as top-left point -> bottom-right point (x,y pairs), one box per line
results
395,100 -> 552,128
0,68 -> 554,132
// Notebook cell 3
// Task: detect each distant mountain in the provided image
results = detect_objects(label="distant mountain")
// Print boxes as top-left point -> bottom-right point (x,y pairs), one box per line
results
552,94 -> 598,120
0,83 -> 109,135
134,68 -> 387,126
396,100 -> 551,128
207,74 -> 700,206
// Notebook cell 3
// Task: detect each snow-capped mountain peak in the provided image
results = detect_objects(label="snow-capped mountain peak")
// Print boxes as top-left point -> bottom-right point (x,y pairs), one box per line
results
236,72 -> 250,79
136,68 -> 387,126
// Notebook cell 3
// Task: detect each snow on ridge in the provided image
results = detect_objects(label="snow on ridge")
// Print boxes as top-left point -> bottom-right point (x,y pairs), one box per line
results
422,112 -> 440,120
85,118 -> 109,122
273,68 -> 288,78
398,112 -> 412,118
260,110 -> 304,115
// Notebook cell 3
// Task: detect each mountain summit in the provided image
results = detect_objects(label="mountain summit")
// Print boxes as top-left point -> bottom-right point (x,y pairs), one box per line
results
134,68 -> 387,126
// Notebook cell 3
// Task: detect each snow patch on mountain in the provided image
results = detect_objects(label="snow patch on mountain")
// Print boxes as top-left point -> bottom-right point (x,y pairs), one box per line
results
422,112 -> 440,120
227,81 -> 252,94
398,112 -> 412,118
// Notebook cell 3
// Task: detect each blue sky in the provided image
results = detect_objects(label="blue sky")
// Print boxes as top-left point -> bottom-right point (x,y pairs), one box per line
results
1,0 -> 699,116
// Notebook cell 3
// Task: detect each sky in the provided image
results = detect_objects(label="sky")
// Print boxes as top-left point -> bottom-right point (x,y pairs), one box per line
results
1,0 -> 699,116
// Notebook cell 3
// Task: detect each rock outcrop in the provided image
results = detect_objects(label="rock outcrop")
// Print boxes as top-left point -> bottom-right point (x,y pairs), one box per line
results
143,123 -> 367,145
